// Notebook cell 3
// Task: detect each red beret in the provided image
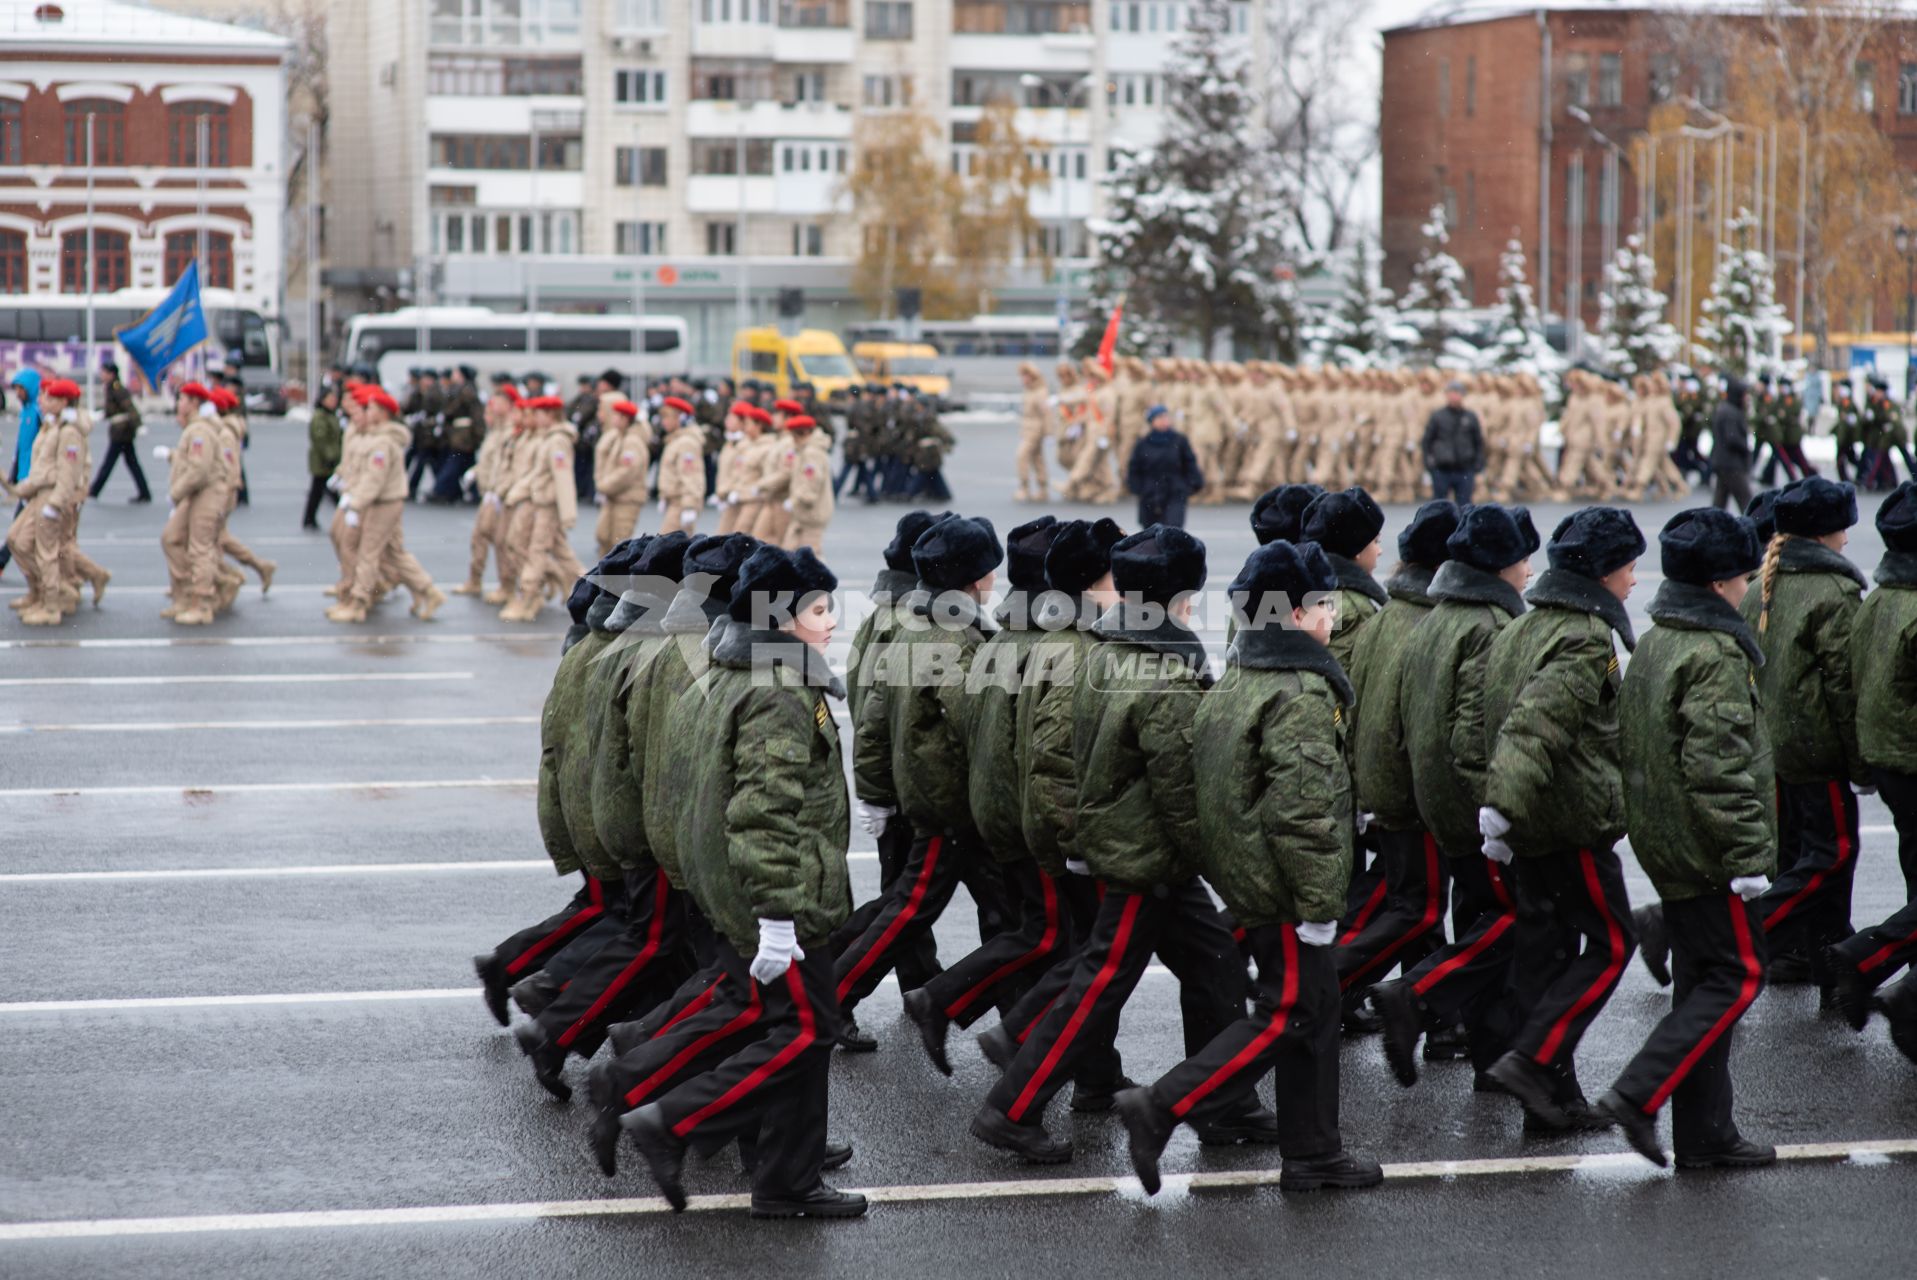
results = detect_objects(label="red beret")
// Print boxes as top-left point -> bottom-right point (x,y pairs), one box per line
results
211,387 -> 240,412
662,395 -> 695,416
363,387 -> 400,415
42,378 -> 81,400
728,400 -> 756,419
773,398 -> 804,415
495,384 -> 523,406
525,395 -> 565,411
179,381 -> 214,403
740,404 -> 773,424
783,415 -> 817,432
609,399 -> 640,419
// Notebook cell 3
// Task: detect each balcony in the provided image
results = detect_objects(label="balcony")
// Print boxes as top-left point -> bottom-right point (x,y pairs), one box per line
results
779,1 -> 848,25
686,98 -> 854,140
685,172 -> 847,216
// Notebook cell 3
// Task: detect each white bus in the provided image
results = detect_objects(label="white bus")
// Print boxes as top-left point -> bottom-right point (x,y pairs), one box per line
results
0,288 -> 280,407
844,315 -> 1078,402
341,308 -> 690,392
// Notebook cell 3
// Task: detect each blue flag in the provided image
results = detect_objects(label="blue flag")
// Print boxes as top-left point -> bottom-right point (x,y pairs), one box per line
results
115,262 -> 209,389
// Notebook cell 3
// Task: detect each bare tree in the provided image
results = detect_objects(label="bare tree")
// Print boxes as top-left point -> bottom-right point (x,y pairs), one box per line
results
1260,0 -> 1380,255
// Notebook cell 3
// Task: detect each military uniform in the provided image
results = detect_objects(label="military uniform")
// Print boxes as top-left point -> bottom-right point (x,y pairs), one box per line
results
501,403 -> 583,623
1014,366 -> 1052,503
158,387 -> 227,625
89,372 -> 150,502
592,403 -> 651,557
329,392 -> 441,623
781,425 -> 834,552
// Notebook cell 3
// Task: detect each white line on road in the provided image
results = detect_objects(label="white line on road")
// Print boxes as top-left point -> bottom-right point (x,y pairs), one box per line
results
0,672 -> 476,689
0,633 -> 545,650
0,1140 -> 1909,1242
0,852 -> 877,883
0,716 -> 538,735
0,777 -> 534,799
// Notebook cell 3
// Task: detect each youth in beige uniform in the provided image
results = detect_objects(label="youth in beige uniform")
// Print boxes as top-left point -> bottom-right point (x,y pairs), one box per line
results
592,399 -> 650,556
744,414 -> 799,544
501,397 -> 582,623
158,384 -> 227,625
656,396 -> 708,536
52,392 -> 111,613
780,416 -> 834,551
453,387 -> 517,596
212,393 -> 275,608
1053,362 -> 1085,474
720,404 -> 772,534
496,407 -> 546,607
1013,362 -> 1051,503
328,389 -> 443,623
8,380 -> 100,624
1622,373 -> 1690,501
1064,358 -> 1122,504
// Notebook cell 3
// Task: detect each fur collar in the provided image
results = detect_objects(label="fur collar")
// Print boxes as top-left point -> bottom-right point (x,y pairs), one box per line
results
1092,602 -> 1211,685
1779,536 -> 1868,591
1526,567 -> 1637,652
585,592 -> 619,633
560,623 -> 590,656
1429,560 -> 1527,618
993,589 -> 1052,632
1328,553 -> 1389,607
903,587 -> 995,636
606,588 -> 673,636
1383,563 -> 1438,606
1227,625 -> 1353,704
663,585 -> 726,635
1648,580 -> 1763,667
709,625 -> 845,698
1875,549 -> 1917,589
868,567 -> 918,605
1033,591 -> 1102,633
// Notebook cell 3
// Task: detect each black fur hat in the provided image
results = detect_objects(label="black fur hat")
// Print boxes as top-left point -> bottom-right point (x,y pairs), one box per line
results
1744,487 -> 1784,545
1250,483 -> 1326,546
1397,500 -> 1461,567
1546,506 -> 1646,579
729,545 -> 839,624
1111,525 -> 1208,606
1446,504 -> 1540,573
1660,508 -> 1763,585
1006,516 -> 1063,593
884,510 -> 952,572
684,533 -> 760,602
1229,539 -> 1338,625
1045,518 -> 1127,594
1773,476 -> 1858,538
1300,486 -> 1385,559
1878,480 -> 1917,553
635,529 -> 693,582
913,515 -> 1004,590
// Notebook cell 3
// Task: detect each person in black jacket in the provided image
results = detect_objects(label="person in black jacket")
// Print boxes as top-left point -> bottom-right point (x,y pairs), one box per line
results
1125,405 -> 1204,529
1421,381 -> 1485,503
88,360 -> 151,503
1709,377 -> 1754,513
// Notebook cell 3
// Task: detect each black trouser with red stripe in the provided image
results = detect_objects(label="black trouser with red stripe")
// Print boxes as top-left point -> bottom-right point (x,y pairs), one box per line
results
1829,897 -> 1917,991
1756,780 -> 1861,957
830,817 -> 942,988
646,942 -> 840,1199
1506,846 -> 1636,1072
532,869 -> 691,1059
603,966 -> 760,1117
918,860 -> 1065,1028
834,828 -> 1008,1016
984,879 -> 1248,1127
1399,854 -> 1520,1072
1611,893 -> 1768,1155
992,872 -> 1127,1092
1146,923 -> 1342,1159
492,873 -> 612,982
1876,768 -> 1917,899
1344,843 -> 1387,920
1337,828 -> 1450,998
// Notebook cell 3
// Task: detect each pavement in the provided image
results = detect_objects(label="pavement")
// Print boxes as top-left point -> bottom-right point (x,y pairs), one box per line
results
2,416 -> 1913,1278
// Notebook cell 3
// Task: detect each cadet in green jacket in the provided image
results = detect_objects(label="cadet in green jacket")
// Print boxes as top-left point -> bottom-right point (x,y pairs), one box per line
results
1371,504 -> 1540,1086
1598,508 -> 1777,1169
903,516 -> 1067,1074
1116,539 -> 1384,1195
1336,501 -> 1460,1005
1745,477 -> 1868,987
1477,507 -> 1644,1132
973,526 -> 1273,1164
622,545 -> 867,1220
301,382 -> 340,529
1824,483 -> 1917,1051
1300,486 -> 1388,672
840,516 -> 1010,1048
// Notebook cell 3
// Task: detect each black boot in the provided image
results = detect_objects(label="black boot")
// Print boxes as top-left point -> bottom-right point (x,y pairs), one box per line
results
1632,903 -> 1670,987
474,952 -> 511,1027
621,1104 -> 688,1211
1069,1073 -> 1136,1114
1486,1050 -> 1570,1129
901,988 -> 952,1076
1115,1087 -> 1174,1196
1596,1089 -> 1667,1167
1278,1150 -> 1384,1192
969,1104 -> 1073,1164
606,1019 -> 647,1060
977,1023 -> 1017,1072
1369,980 -> 1422,1087
1822,944 -> 1874,1031
837,1015 -> 878,1053
513,1023 -> 572,1102
1676,1137 -> 1776,1170
749,1184 -> 868,1219
510,973 -> 562,1019
586,1062 -> 623,1177
1422,1022 -> 1470,1062
1194,1105 -> 1282,1146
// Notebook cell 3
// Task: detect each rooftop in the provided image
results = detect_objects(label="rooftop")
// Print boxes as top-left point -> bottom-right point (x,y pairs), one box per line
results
0,0 -> 288,54
1382,0 -> 1767,36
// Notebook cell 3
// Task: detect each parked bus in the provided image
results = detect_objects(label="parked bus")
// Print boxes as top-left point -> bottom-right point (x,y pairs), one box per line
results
0,288 -> 280,408
851,340 -> 951,405
844,316 -> 1076,402
731,327 -> 860,403
341,308 -> 689,392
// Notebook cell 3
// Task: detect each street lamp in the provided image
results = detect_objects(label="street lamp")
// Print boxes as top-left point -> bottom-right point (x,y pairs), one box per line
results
1897,225 -> 1914,401
1020,73 -> 1096,348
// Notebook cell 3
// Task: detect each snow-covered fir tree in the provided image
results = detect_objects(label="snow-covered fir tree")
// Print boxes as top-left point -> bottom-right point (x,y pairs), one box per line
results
1082,0 -> 1301,357
1489,237 -> 1553,370
1596,234 -> 1681,378
1694,208 -> 1791,379
1397,204 -> 1471,363
1313,237 -> 1397,365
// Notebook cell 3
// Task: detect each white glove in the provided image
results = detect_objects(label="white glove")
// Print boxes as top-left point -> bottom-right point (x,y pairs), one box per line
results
1730,875 -> 1771,901
1356,812 -> 1375,835
1096,438 -> 1110,450
1065,859 -> 1090,876
169,502 -> 177,514
152,445 -> 172,462
680,509 -> 697,527
707,494 -> 722,508
749,918 -> 804,985
345,511 -> 360,528
726,490 -> 741,505
658,497 -> 667,513
1297,921 -> 1338,947
857,802 -> 894,836
593,493 -> 606,507
1479,806 -> 1512,840
326,474 -> 342,493
1484,837 -> 1514,864
338,493 -> 352,510
782,498 -> 793,512
40,505 -> 58,520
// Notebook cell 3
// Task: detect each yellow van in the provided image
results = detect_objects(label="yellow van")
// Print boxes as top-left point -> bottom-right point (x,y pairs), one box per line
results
731,327 -> 859,403
851,341 -> 951,403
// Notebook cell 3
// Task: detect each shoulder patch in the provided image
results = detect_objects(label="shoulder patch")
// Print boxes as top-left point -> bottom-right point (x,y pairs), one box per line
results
1332,704 -> 1343,726
554,452 -> 567,467
190,438 -> 204,454
620,452 -> 636,465
371,452 -> 386,467
814,700 -> 828,729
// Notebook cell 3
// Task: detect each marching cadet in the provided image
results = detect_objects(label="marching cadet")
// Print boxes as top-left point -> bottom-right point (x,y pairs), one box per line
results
1063,358 -> 1122,504
720,403 -> 773,534
435,364 -> 484,503
452,383 -> 517,598
499,394 -> 583,624
88,360 -> 150,503
1672,373 -> 1715,482
327,386 -> 444,624
900,517 -> 1066,1074
1299,486 -> 1387,672
1371,504 -> 1540,1086
711,403 -> 750,530
620,545 -> 868,1221
324,388 -> 369,605
972,526 -> 1275,1163
301,382 -> 342,531
1825,483 -> 1917,1046
1832,379 -> 1865,484
496,392 -> 547,608
1014,362 -> 1052,503
780,415 -> 834,552
1336,502 -> 1460,1011
592,398 -> 651,557
156,383 -> 227,626
403,367 -> 445,499
49,380 -> 110,617
1475,507 -> 1644,1131
7,378 -> 91,625
1117,538 -> 1384,1196
211,385 -> 277,608
1115,357 -> 1151,470
1188,362 -> 1229,504
839,516 -> 1009,1051
1598,507 -> 1776,1169
647,397 -> 700,536
1621,373 -> 1690,501
1052,361 -> 1085,479
1125,405 -> 1205,529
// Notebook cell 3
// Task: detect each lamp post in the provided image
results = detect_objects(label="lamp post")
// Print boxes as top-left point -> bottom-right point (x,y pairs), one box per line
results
1897,225 -> 1915,402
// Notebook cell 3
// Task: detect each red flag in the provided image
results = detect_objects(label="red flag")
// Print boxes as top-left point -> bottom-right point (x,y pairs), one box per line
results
1097,298 -> 1124,373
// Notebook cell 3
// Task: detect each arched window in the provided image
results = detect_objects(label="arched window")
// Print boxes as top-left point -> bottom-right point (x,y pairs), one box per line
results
168,103 -> 231,166
163,230 -> 234,288
63,100 -> 125,164
60,229 -> 130,292
0,230 -> 26,292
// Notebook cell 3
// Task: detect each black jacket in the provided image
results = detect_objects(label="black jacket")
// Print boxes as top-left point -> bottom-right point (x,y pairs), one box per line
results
1125,429 -> 1205,507
1709,380 -> 1751,469
1421,404 -> 1485,473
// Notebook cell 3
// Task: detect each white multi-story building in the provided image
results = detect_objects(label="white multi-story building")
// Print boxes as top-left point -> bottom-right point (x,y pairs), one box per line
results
328,0 -> 1259,368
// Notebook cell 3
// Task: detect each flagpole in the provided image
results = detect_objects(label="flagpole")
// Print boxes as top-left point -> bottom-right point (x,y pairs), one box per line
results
197,114 -> 209,385
84,110 -> 97,412
306,119 -> 320,395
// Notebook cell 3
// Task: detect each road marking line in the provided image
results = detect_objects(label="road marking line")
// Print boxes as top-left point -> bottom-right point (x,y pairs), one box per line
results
0,672 -> 477,689
0,633 -> 544,651
0,716 -> 538,735
0,1140 -> 1910,1241
0,990 -> 482,1014
0,853 -> 877,883
0,777 -> 535,800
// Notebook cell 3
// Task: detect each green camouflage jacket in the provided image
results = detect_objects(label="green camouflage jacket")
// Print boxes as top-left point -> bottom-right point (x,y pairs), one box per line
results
1019,595 -> 1103,878
1349,565 -> 1437,829
1851,550 -> 1917,777
844,568 -> 919,725
1748,537 -> 1868,784
966,593 -> 1053,864
1324,552 -> 1388,673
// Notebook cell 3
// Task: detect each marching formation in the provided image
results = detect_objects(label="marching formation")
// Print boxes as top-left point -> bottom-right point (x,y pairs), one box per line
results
471,475 -> 1917,1217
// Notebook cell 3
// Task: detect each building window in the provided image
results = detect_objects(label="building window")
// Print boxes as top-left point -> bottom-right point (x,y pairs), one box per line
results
0,101 -> 21,165
1437,58 -> 1450,118
0,230 -> 25,292
614,68 -> 667,105
1698,58 -> 1725,108
866,0 -> 912,37
792,223 -> 824,256
862,74 -> 912,107
1565,67 -> 1589,110
792,71 -> 826,102
430,134 -> 581,170
63,101 -> 125,164
60,229 -> 130,292
616,220 -> 667,254
707,222 -> 737,255
1649,54 -> 1676,104
1900,63 -> 1917,115
1856,61 -> 1876,113
1442,184 -> 1457,228
1597,53 -> 1621,108
1464,57 -> 1476,117
615,145 -> 668,186
690,138 -> 774,175
167,104 -> 231,167
614,0 -> 666,29
163,231 -> 235,288
952,2 -> 1094,35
